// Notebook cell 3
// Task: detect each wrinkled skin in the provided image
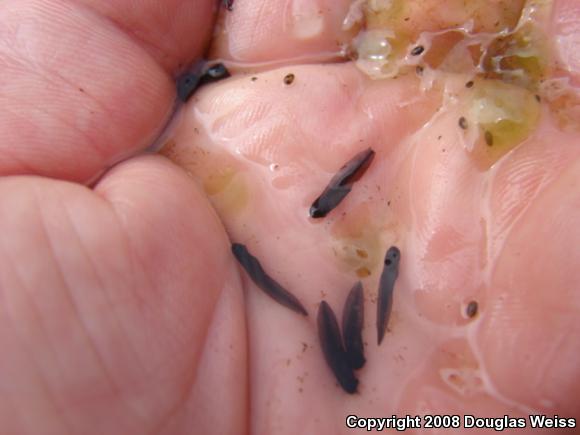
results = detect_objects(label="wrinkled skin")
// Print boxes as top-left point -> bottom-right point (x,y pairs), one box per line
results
0,1 -> 579,435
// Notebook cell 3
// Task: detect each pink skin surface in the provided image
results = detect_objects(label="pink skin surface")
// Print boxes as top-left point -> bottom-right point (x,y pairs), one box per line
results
0,1 -> 578,435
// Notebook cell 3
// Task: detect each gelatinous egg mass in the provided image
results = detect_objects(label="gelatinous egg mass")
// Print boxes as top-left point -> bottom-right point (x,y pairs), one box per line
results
347,0 -> 549,93
467,80 -> 541,166
203,167 -> 249,215
482,23 -> 548,90
345,0 -> 558,165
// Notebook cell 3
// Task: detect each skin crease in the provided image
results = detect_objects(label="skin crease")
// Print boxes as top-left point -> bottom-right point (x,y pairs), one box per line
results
0,3 -> 578,435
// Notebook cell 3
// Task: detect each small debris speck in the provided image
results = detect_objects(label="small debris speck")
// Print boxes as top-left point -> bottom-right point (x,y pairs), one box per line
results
415,65 -> 424,76
284,73 -> 295,85
251,76 -> 258,81
356,267 -> 371,278
410,45 -> 425,56
535,94 -> 541,102
458,116 -> 468,130
484,130 -> 494,146
465,81 -> 474,88
466,301 -> 478,318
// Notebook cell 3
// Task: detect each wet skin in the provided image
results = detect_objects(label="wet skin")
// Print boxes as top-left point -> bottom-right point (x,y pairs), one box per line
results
0,1 -> 579,435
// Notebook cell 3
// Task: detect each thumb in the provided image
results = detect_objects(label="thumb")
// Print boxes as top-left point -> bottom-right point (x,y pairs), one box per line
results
0,155 -> 247,434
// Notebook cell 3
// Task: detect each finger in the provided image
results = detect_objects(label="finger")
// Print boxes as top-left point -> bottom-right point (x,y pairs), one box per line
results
210,0 -> 354,63
0,155 -> 247,434
74,0 -> 217,72
0,0 -> 214,181
551,0 -> 580,84
208,0 -> 528,66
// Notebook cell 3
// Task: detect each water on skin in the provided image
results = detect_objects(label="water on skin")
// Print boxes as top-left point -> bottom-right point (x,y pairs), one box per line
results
161,0 -> 580,433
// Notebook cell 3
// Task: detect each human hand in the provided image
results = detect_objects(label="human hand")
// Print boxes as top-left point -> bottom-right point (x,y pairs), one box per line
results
165,0 -> 580,433
1,1 -> 579,435
0,1 -> 242,434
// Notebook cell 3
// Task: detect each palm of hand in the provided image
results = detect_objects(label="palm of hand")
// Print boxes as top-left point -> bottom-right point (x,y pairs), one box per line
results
0,1 -> 578,434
